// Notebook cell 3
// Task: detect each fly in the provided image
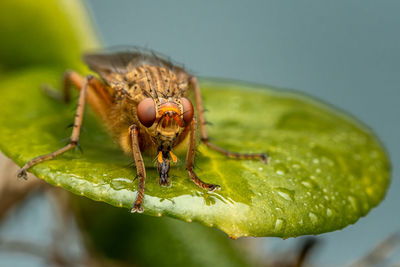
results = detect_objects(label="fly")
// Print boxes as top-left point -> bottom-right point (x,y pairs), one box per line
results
17,49 -> 268,213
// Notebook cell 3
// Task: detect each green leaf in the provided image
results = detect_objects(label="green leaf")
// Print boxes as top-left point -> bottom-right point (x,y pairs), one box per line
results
0,68 -> 390,238
0,0 -> 97,73
72,196 -> 248,267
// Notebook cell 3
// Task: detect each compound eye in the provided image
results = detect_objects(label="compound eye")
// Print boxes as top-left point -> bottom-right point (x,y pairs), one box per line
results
137,98 -> 156,127
181,97 -> 194,124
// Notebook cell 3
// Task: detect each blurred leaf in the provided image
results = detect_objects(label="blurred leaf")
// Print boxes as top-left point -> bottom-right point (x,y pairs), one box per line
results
0,69 -> 390,238
72,196 -> 248,267
0,0 -> 97,73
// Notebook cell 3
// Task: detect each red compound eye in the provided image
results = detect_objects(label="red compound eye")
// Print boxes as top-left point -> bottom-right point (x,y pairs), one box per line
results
137,98 -> 156,127
181,97 -> 194,124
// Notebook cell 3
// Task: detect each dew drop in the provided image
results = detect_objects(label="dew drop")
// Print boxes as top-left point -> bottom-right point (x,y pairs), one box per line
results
275,207 -> 283,213
276,187 -> 295,201
302,181 -> 312,188
313,158 -> 320,164
327,208 -> 333,217
348,196 -> 358,211
275,219 -> 284,231
309,212 -> 318,224
110,177 -> 132,190
276,170 -> 285,175
274,163 -> 288,175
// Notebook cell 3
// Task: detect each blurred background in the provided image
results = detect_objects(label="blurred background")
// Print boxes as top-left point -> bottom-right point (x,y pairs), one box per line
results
0,0 -> 399,266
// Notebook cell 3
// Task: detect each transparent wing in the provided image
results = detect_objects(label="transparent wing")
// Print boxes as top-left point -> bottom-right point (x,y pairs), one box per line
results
82,47 -> 184,85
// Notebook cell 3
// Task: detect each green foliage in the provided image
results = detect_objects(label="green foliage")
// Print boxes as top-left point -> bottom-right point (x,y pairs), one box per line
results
0,0 -> 390,239
73,196 -> 248,267
0,0 -> 96,73
0,69 -> 390,238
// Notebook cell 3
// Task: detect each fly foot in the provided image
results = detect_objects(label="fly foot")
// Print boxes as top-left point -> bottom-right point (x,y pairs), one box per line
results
130,202 -> 143,213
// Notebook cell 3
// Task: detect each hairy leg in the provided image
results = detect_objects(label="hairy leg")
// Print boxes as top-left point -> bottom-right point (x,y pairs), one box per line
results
186,118 -> 220,191
17,75 -> 92,179
189,76 -> 268,163
129,125 -> 146,213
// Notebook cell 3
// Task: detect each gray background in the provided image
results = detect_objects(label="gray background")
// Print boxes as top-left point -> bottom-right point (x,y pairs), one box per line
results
84,0 -> 400,264
0,0 -> 398,266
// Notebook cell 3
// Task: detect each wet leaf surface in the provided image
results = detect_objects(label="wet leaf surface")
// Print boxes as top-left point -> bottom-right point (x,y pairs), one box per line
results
0,69 -> 390,238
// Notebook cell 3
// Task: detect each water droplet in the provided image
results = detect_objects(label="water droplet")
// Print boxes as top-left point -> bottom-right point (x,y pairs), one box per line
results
316,168 -> 321,173
275,207 -> 283,213
327,208 -> 333,217
302,181 -> 312,188
309,212 -> 318,224
276,187 -> 295,201
157,213 -> 162,217
313,158 -> 319,164
348,196 -> 358,211
186,218 -> 192,223
275,219 -> 284,231
274,163 -> 288,175
111,177 -> 132,190
258,167 -> 263,171
292,164 -> 300,169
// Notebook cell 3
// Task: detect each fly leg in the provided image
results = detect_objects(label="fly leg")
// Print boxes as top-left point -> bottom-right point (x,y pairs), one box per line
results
44,71 -> 113,121
17,75 -> 92,179
189,76 -> 268,163
129,125 -> 146,213
186,118 -> 220,191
